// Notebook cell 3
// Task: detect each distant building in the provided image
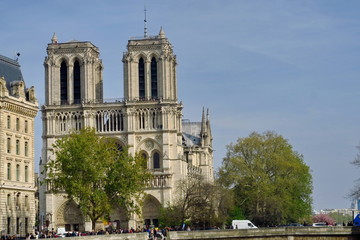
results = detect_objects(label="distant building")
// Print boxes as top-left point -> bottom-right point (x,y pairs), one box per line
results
351,199 -> 360,211
39,29 -> 214,232
0,55 -> 38,236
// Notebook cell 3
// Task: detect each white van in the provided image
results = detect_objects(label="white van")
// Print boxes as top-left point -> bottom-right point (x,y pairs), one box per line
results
232,220 -> 258,229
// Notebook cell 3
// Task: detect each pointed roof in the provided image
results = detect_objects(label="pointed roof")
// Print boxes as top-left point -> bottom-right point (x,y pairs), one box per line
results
51,32 -> 58,44
200,107 -> 207,136
159,27 -> 166,38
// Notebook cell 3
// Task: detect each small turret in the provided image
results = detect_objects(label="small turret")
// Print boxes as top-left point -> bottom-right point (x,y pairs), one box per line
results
159,27 -> 166,39
51,33 -> 58,44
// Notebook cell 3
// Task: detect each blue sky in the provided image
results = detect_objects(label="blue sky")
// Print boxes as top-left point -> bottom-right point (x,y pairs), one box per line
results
1,0 -> 360,211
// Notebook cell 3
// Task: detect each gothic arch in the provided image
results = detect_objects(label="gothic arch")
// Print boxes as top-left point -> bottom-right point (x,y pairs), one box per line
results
55,200 -> 85,228
139,150 -> 149,169
142,194 -> 161,226
56,56 -> 70,66
148,52 -> 161,61
135,53 -> 148,62
105,137 -> 126,152
136,138 -> 161,153
151,150 -> 162,169
70,56 -> 84,65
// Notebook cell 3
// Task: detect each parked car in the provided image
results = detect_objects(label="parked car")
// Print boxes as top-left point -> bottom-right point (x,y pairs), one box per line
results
312,222 -> 327,227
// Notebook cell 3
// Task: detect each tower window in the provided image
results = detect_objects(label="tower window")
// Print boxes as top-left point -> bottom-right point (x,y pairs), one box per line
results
151,57 -> 157,98
60,61 -> 68,104
73,60 -> 81,103
153,152 -> 160,169
138,58 -> 145,98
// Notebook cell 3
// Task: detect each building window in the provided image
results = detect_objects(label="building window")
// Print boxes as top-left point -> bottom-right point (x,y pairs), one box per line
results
7,163 -> 11,180
16,164 -> 20,181
25,120 -> 28,133
16,118 -> 20,131
73,60 -> 81,103
16,217 -> 19,234
153,152 -> 160,169
60,61 -> 68,104
138,57 -> 145,98
7,138 -> 11,153
16,140 -> 20,155
25,166 -> 29,182
7,217 -> 10,234
25,218 -> 28,235
141,152 -> 148,169
7,194 -> 11,206
7,115 -> 11,129
151,57 -> 157,98
16,194 -> 20,206
25,196 -> 29,209
25,141 -> 29,156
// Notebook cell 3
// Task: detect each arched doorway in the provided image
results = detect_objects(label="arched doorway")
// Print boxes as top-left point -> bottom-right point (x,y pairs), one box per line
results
55,200 -> 85,232
142,195 -> 161,227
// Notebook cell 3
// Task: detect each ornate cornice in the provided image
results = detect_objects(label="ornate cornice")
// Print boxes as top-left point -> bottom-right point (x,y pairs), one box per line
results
0,100 -> 38,118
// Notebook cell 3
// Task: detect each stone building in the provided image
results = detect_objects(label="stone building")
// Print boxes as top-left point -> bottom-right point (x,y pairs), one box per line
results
0,55 -> 38,236
39,28 -> 213,232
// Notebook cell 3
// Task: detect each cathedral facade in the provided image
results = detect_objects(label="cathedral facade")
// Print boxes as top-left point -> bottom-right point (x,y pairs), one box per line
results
0,55 -> 38,236
39,28 -> 213,231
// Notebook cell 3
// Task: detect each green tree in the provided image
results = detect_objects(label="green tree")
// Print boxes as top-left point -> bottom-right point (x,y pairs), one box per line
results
159,177 -> 232,229
44,127 -> 151,230
218,131 -> 313,226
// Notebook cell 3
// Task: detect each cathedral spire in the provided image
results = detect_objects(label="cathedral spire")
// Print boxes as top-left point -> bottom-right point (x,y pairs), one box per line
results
144,7 -> 148,38
201,107 -> 208,138
51,32 -> 58,44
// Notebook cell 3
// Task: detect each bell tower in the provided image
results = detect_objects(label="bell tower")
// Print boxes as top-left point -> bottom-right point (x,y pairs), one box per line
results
122,28 -> 177,101
44,33 -> 103,105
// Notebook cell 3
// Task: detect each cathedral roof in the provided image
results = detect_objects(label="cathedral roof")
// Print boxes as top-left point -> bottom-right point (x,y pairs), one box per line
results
182,121 -> 202,147
0,54 -> 24,90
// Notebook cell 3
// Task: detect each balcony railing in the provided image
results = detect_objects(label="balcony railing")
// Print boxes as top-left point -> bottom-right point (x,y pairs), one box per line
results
147,174 -> 171,189
49,97 -> 179,106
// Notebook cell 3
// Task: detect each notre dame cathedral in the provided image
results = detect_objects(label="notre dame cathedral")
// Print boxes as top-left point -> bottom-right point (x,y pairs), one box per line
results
39,28 -> 214,232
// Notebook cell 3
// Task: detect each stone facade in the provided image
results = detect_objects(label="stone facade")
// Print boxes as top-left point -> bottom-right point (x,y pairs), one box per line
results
0,55 -> 38,236
39,29 -> 213,232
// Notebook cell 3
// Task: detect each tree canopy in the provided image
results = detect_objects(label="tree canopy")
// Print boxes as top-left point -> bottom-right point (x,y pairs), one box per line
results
44,127 -> 151,230
159,177 -> 232,229
218,131 -> 313,226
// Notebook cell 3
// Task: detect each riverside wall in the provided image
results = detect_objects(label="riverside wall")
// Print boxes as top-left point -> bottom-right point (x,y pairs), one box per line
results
167,227 -> 360,240
46,227 -> 360,240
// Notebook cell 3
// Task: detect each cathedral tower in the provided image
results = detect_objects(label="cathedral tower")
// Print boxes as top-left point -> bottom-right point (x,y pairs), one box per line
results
44,33 -> 103,105
123,28 -> 177,101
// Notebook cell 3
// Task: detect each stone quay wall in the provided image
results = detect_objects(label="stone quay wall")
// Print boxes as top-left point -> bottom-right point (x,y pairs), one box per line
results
41,227 -> 360,240
167,227 -> 360,240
